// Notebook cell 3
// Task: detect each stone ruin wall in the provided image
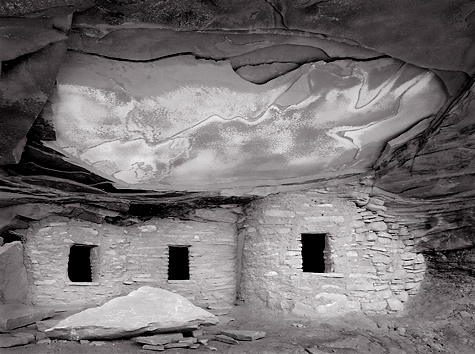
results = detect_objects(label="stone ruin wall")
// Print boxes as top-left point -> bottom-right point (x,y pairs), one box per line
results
24,210 -> 239,308
240,189 -> 426,316
21,188 -> 427,316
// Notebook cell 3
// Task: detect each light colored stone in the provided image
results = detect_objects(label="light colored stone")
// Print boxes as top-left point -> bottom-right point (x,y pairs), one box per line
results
366,232 -> 378,241
0,304 -> 55,332
367,222 -> 388,231
316,301 -> 360,315
315,293 -> 348,303
397,327 -> 406,336
135,333 -> 183,345
395,291 -> 409,302
347,284 -> 375,291
387,297 -> 404,311
142,344 -> 165,351
346,250 -> 358,257
138,225 -> 157,232
362,301 -> 388,311
220,330 -> 266,341
263,209 -> 295,218
45,286 -> 218,340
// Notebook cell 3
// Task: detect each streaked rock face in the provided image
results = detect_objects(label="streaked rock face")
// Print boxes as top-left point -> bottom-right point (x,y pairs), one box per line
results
46,49 -> 447,189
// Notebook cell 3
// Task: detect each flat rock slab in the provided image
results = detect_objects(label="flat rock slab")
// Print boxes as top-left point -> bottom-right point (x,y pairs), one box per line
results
0,303 -> 55,332
214,334 -> 240,345
221,330 -> 266,341
142,344 -> 165,351
45,286 -> 218,340
0,334 -> 29,348
135,333 -> 183,345
217,316 -> 235,325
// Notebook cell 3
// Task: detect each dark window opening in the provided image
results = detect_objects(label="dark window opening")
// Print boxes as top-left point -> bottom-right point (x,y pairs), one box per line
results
168,246 -> 190,280
68,245 -> 96,282
301,233 -> 330,273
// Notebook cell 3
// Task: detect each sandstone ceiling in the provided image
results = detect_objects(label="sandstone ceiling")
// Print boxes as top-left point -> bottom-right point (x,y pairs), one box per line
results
1,0 -> 475,248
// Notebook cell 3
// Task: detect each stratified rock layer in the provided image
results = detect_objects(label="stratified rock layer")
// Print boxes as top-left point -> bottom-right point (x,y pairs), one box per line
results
45,286 -> 218,340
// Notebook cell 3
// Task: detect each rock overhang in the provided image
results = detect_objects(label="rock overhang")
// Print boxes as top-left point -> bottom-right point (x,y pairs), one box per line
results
43,37 -> 448,191
0,0 -> 474,206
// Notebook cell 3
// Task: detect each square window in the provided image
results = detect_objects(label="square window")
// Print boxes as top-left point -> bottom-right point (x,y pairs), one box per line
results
168,246 -> 190,280
68,245 -> 98,282
301,233 -> 332,273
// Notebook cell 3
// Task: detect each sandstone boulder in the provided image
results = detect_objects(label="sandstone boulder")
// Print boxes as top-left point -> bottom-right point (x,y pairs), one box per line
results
45,286 -> 218,340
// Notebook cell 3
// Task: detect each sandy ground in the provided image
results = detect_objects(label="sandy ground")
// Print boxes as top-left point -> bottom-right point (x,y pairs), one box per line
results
4,273 -> 475,354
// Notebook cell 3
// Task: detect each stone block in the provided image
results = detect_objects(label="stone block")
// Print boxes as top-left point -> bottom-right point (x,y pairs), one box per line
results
375,289 -> 393,300
367,222 -> 387,231
366,232 -> 378,241
135,333 -> 183,345
346,250 -> 358,257
362,301 -> 387,312
378,237 -> 391,244
142,344 -> 165,351
366,203 -> 387,212
368,197 -> 385,206
165,341 -> 193,348
0,304 -> 55,332
214,334 -> 239,345
377,232 -> 392,238
372,255 -> 392,264
399,227 -> 408,236
401,252 -> 416,261
395,291 -> 409,302
387,297 -> 404,311
0,334 -> 29,348
315,293 -> 348,303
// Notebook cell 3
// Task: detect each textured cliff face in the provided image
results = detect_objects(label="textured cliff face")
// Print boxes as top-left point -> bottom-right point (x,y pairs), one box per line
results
0,1 -> 475,253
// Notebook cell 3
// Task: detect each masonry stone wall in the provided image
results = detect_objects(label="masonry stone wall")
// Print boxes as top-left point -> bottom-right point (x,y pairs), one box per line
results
240,189 -> 426,316
24,209 -> 238,308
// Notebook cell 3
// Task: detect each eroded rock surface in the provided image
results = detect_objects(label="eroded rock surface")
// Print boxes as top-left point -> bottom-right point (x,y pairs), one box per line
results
44,50 -> 446,190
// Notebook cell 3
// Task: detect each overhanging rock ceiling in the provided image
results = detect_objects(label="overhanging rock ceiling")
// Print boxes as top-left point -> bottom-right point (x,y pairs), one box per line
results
0,0 -> 475,202
46,46 -> 447,189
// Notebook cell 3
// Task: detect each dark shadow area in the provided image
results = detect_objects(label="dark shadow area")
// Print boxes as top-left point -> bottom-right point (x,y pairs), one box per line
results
68,245 -> 93,282
301,233 -> 326,273
168,246 -> 190,280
